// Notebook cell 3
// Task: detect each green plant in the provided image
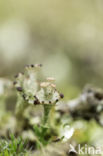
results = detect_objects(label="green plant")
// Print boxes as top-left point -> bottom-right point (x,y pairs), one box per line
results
14,64 -> 65,148
0,134 -> 28,156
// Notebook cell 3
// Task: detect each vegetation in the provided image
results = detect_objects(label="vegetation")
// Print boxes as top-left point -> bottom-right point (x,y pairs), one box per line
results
0,134 -> 27,156
0,64 -> 103,156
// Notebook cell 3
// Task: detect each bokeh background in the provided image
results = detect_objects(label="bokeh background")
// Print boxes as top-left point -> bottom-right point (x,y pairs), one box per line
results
0,0 -> 103,99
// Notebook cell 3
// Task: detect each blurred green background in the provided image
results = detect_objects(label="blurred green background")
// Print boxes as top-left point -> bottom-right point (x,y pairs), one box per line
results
0,0 -> 103,99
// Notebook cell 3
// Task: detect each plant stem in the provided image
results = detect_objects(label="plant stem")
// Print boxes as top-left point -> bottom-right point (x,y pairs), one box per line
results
43,104 -> 52,125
